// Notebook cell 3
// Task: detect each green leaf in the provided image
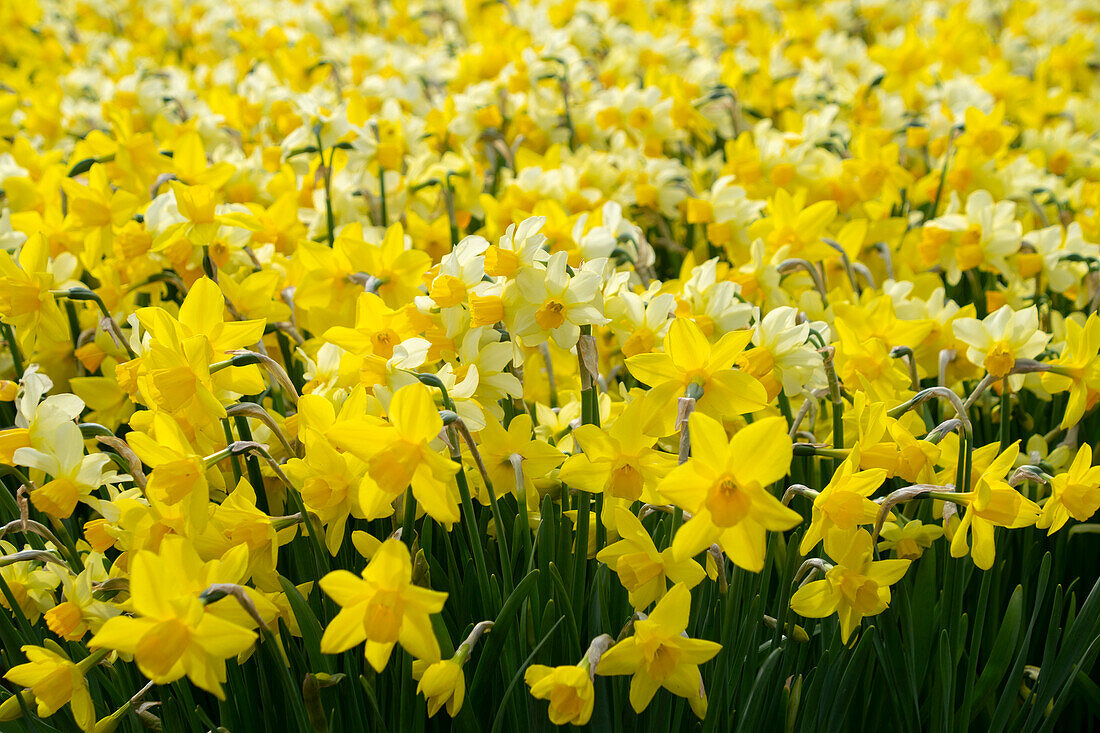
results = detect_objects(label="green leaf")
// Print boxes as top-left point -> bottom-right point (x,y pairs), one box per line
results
489,617 -> 564,733
278,574 -> 331,674
468,569 -> 540,703
970,584 -> 1022,711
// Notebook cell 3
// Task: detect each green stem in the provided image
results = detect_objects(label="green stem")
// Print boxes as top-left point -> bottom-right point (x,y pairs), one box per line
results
453,456 -> 493,613
316,131 -> 335,248
401,486 -> 416,549
1,323 -> 24,378
999,379 -> 1011,450
234,416 -> 270,515
222,419 -> 243,484
378,166 -> 387,227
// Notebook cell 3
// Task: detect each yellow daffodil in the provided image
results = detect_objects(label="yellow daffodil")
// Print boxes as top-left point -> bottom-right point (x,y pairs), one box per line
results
3,644 -> 97,732
331,382 -> 460,524
319,538 -> 447,672
799,448 -> 885,554
625,317 -> 767,420
1042,314 -> 1100,428
597,507 -> 706,609
659,414 -> 800,570
877,519 -> 943,560
524,663 -> 595,726
791,528 -> 911,643
88,538 -> 259,697
948,441 -> 1040,570
1037,444 -> 1100,534
597,583 -> 720,717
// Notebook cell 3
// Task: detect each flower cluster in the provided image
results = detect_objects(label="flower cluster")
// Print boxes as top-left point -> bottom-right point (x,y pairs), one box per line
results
1,0 -> 1099,730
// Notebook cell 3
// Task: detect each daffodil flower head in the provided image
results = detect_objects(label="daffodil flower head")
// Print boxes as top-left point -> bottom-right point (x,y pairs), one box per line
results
791,528 -> 910,643
319,538 -> 447,672
800,446 -> 885,555
659,414 -> 800,570
596,583 -> 720,718
948,441 -> 1041,569
87,537 -> 258,698
1037,443 -> 1100,534
597,506 -> 706,609
3,643 -> 97,732
625,317 -> 767,421
524,663 -> 595,726
953,305 -> 1049,387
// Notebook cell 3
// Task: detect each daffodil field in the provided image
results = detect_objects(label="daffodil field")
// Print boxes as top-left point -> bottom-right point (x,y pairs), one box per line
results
3,0 -> 1100,731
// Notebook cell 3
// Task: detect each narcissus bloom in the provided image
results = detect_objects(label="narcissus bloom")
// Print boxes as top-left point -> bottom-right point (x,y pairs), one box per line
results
3,644 -> 97,732
331,382 -> 460,524
791,529 -> 911,643
1042,314 -> 1100,429
560,397 -> 675,504
948,441 -> 1040,570
319,538 -> 447,671
524,663 -> 595,726
799,448 -> 885,554
596,507 -> 706,609
596,583 -> 720,718
413,657 -> 465,718
1037,444 -> 1100,534
953,305 -> 1049,387
877,519 -> 943,560
659,414 -> 801,571
88,538 -> 258,697
625,317 -> 767,420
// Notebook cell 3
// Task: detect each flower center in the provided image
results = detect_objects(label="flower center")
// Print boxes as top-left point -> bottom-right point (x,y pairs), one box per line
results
705,475 -> 751,527
535,299 -> 567,331
364,589 -> 404,644
429,275 -> 468,308
646,643 -> 682,681
371,329 -> 399,358
484,246 -> 519,277
982,341 -> 1015,379
607,460 -> 644,500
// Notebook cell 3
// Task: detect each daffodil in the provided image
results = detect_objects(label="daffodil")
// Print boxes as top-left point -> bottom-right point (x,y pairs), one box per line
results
319,538 -> 447,672
510,251 -> 608,349
471,412 -> 565,501
524,663 -> 595,726
88,538 -> 260,697
330,382 -> 460,524
791,528 -> 911,642
799,448 -> 885,554
659,414 -> 801,571
286,426 -> 378,551
948,441 -> 1040,570
14,409 -> 127,519
748,187 -> 837,261
736,306 -> 827,400
1042,314 -> 1100,428
3,644 -> 97,732
0,234 -> 74,354
597,507 -> 706,609
559,397 -> 675,505
1037,444 -> 1100,534
43,554 -> 119,640
413,657 -> 465,718
625,317 -> 767,420
876,518 -> 943,560
596,583 -> 720,718
953,305 -> 1049,388
125,411 -> 216,530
